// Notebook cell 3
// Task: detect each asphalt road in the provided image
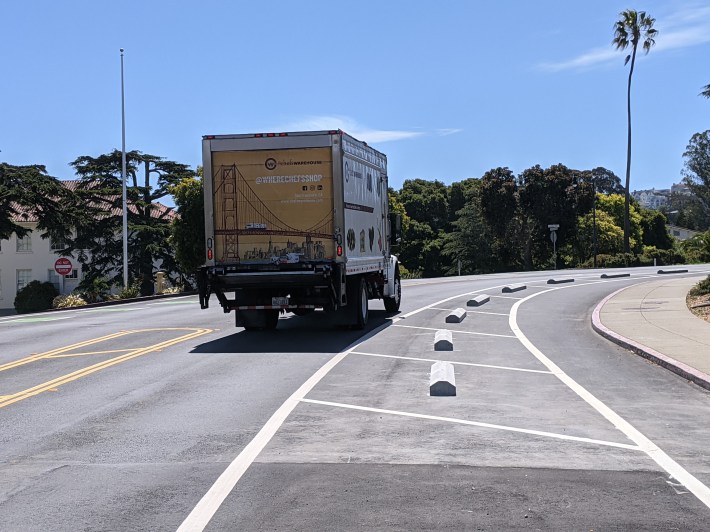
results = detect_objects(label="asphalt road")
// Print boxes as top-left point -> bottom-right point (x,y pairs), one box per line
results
1,266 -> 710,531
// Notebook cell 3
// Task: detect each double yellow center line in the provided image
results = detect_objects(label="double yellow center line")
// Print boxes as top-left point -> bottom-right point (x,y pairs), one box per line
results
0,328 -> 212,409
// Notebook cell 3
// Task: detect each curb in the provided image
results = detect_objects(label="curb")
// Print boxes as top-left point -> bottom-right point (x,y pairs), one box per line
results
3,291 -> 197,317
591,285 -> 710,391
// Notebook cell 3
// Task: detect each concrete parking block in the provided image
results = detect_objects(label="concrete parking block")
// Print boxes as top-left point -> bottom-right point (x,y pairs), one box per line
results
502,284 -> 526,293
547,278 -> 574,284
445,308 -> 467,323
467,295 -> 490,307
430,361 -> 456,396
434,329 -> 453,351
601,273 -> 630,279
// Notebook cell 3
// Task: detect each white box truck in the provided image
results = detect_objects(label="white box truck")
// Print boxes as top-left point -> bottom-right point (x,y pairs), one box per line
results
197,130 -> 402,330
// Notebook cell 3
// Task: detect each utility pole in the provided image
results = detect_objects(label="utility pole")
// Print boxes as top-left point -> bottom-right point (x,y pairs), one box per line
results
120,48 -> 128,289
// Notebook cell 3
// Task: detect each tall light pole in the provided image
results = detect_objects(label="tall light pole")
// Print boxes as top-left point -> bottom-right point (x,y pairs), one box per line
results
120,48 -> 128,288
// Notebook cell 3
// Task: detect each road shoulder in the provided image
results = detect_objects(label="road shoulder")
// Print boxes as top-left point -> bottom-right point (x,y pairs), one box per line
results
592,276 -> 710,391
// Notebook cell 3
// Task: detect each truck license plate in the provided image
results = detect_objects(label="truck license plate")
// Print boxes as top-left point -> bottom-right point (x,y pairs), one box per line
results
272,297 -> 289,306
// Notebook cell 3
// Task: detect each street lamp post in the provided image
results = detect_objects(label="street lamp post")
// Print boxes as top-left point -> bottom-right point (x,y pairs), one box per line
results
120,49 -> 128,289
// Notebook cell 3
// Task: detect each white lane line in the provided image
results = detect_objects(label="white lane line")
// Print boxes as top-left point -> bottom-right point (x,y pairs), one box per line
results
176,323 -> 389,532
397,282 -> 518,319
349,351 -> 553,374
176,273 -> 679,530
301,399 -> 641,451
80,307 -> 148,313
491,295 -> 525,300
467,310 -> 510,316
394,324 -> 516,338
427,307 -> 509,316
510,285 -> 710,509
0,316 -> 74,324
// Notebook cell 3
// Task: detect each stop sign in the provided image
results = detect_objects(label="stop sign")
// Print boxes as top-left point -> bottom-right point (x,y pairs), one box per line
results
54,257 -> 73,276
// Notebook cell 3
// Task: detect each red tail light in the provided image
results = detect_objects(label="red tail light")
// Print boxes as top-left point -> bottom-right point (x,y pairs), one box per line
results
337,245 -> 343,257
207,249 -> 213,260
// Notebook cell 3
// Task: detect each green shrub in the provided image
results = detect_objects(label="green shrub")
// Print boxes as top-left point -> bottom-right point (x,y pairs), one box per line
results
162,286 -> 182,294
117,279 -> 142,299
582,253 -> 636,268
79,277 -> 111,303
14,281 -> 59,314
399,264 -> 422,279
53,294 -> 88,308
689,275 -> 710,297
640,246 -> 686,267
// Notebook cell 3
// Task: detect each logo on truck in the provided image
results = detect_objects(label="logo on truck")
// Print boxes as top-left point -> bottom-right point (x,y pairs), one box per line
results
265,158 -> 277,170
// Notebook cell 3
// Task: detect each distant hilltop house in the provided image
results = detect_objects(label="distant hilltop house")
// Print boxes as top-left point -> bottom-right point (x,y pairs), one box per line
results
631,182 -> 691,210
667,224 -> 701,241
0,180 -> 175,312
632,187 -> 670,209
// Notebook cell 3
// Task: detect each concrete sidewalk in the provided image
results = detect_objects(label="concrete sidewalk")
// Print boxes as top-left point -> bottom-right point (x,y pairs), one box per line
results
592,275 -> 710,391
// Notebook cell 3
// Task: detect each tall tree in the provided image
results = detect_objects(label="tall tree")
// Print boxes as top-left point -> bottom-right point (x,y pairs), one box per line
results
443,180 -> 496,274
68,150 -> 195,295
0,163 -> 75,242
398,178 -> 450,233
479,167 -> 523,270
581,167 -> 625,195
682,130 -> 710,222
595,193 -> 643,252
518,164 -> 594,268
639,207 -> 673,249
169,175 -> 205,286
701,84 -> 710,98
612,9 -> 658,253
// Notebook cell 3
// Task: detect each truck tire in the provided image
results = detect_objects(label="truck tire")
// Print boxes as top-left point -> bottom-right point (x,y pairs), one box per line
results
265,309 -> 279,330
349,276 -> 368,329
384,270 -> 401,313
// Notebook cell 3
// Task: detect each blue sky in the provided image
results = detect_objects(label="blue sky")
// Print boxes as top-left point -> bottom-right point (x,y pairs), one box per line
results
1,0 -> 709,202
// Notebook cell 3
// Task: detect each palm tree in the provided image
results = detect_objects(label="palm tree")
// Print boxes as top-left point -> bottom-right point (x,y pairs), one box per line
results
701,84 -> 710,98
613,10 -> 658,253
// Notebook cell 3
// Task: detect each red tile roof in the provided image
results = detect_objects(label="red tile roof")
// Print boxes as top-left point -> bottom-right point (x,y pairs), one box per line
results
9,179 -> 176,223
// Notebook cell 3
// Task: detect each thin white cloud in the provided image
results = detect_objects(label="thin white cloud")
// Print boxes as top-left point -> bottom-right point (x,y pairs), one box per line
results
270,115 -> 457,143
436,128 -> 464,137
538,5 -> 710,72
539,47 -> 618,72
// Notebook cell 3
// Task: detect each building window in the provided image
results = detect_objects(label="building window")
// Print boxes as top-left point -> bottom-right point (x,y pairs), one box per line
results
65,270 -> 79,280
48,270 -> 61,292
50,237 -> 67,251
16,234 -> 32,252
17,269 -> 32,292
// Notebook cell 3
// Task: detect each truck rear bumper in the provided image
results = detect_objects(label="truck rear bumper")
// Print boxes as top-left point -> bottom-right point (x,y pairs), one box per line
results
198,265 -> 338,311
215,270 -> 331,287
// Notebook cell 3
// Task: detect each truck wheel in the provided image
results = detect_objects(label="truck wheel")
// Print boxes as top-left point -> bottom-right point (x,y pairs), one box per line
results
265,309 -> 279,330
352,277 -> 368,329
384,270 -> 401,313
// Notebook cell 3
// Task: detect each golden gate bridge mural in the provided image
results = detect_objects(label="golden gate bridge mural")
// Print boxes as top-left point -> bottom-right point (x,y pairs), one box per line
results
214,165 -> 334,261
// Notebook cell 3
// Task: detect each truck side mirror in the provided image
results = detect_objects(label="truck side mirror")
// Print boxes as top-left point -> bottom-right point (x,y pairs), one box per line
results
389,213 -> 402,245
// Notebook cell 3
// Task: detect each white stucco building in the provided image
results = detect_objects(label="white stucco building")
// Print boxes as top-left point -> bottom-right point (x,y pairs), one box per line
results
0,223 -> 82,311
1,181 -> 176,312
